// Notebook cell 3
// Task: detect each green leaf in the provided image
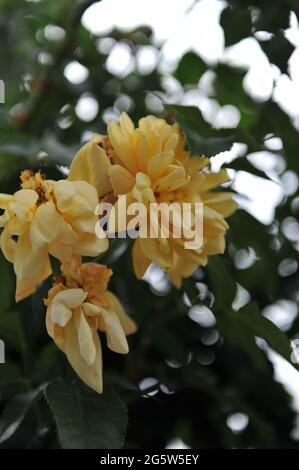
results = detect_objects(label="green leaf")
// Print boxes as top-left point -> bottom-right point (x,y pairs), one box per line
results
154,328 -> 187,363
206,256 -> 237,309
174,51 -> 207,85
0,364 -> 24,386
212,64 -> 257,129
168,105 -> 234,156
0,253 -> 14,311
217,302 -> 293,371
238,302 -> 292,363
259,34 -> 294,74
217,308 -> 268,371
0,309 -> 25,352
46,379 -> 128,449
0,387 -> 42,444
221,6 -> 252,46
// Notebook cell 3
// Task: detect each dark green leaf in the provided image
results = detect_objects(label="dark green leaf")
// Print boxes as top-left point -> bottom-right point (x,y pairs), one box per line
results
0,253 -> 14,311
238,302 -> 292,362
174,51 -> 207,85
168,105 -> 234,156
221,6 -> 252,46
46,379 -> 127,449
0,387 -> 42,444
206,256 -> 237,309
0,309 -> 25,352
217,308 -> 268,371
259,33 -> 294,73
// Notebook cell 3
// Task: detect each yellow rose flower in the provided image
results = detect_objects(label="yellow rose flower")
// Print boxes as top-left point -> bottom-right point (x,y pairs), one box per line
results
0,171 -> 108,302
68,113 -> 238,288
45,257 -> 136,393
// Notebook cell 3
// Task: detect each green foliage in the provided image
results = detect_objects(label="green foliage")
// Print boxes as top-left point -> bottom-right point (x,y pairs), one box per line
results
168,105 -> 235,156
220,5 -> 252,46
46,380 -> 127,449
174,52 -> 207,85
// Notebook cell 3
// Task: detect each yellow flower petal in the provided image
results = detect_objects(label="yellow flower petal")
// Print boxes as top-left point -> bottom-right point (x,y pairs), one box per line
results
108,120 -> 138,174
53,288 -> 87,309
132,238 -> 151,279
76,311 -> 97,365
15,247 -> 52,302
0,194 -> 13,209
50,302 -> 72,327
147,152 -> 174,181
119,112 -> 135,136
108,164 -> 135,196
202,192 -> 238,217
14,189 -> 38,209
102,308 -> 129,354
201,169 -> 230,191
48,242 -> 73,262
153,167 -> 187,192
139,237 -> 173,269
14,232 -> 51,282
90,304 -> 129,354
0,229 -> 16,263
29,201 -> 61,250
64,319 -> 103,394
73,233 -> 108,257
105,291 -> 137,336
68,136 -> 112,197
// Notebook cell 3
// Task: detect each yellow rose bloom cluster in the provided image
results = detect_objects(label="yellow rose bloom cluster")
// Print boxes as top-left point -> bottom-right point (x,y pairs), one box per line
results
0,169 -> 135,393
45,257 -> 136,393
69,113 -> 237,288
0,112 -> 237,393
0,170 -> 107,301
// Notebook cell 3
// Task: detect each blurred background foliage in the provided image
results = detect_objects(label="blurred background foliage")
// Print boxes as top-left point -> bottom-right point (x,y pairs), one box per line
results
0,0 -> 299,449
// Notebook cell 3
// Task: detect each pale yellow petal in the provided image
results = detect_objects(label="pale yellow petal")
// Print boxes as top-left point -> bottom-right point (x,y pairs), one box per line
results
48,242 -> 73,262
98,307 -> 129,354
53,288 -> 87,309
64,319 -> 103,394
68,136 -> 112,197
50,302 -> 72,327
73,233 -> 108,257
202,192 -> 238,217
139,237 -> 173,269
153,168 -> 187,192
15,250 -> 52,302
29,201 -> 61,250
108,120 -> 137,174
201,169 -> 230,191
147,152 -> 174,181
76,311 -> 96,365
119,112 -> 135,136
14,232 -> 50,282
203,206 -> 228,231
0,194 -> 13,209
134,129 -> 150,172
0,229 -> 16,263
132,238 -> 151,279
108,164 -> 135,196
105,291 -> 137,336
14,189 -> 38,209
